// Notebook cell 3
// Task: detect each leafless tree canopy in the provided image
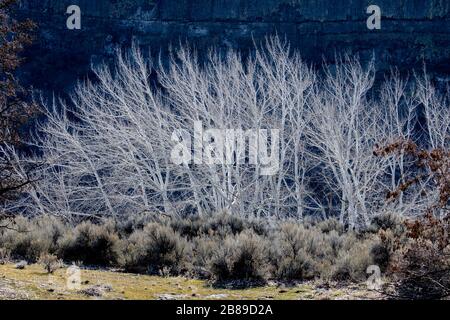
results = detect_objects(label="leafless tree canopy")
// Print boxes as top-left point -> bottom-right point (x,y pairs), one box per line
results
3,37 -> 449,229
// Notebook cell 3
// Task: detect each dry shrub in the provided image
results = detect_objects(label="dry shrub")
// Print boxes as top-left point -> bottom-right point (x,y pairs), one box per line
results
368,214 -> 405,272
317,218 -> 345,235
370,241 -> 391,272
34,215 -> 67,252
170,216 -> 203,238
329,239 -> 377,282
0,214 -> 382,285
114,211 -> 163,235
200,213 -> 269,237
386,214 -> 450,299
270,220 -> 382,283
271,223 -> 320,280
0,247 -> 10,264
272,222 -> 361,281
369,213 -> 405,234
190,236 -> 218,278
200,213 -> 246,238
0,216 -> 66,262
38,253 -> 63,273
170,213 -> 270,240
209,230 -> 269,283
58,221 -> 122,266
274,249 -> 316,280
123,223 -> 189,275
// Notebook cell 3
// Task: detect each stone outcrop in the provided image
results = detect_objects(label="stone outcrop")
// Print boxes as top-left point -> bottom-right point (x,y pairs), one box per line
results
16,0 -> 450,92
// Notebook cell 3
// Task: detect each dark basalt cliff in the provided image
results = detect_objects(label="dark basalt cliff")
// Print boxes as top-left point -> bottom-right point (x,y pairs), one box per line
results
16,0 -> 450,92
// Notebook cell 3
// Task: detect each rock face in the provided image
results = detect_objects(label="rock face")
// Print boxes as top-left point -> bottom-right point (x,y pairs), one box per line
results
16,0 -> 450,92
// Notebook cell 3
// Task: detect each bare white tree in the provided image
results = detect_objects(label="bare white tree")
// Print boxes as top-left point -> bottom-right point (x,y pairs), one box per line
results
3,38 -> 447,229
305,58 -> 396,228
416,70 -> 450,149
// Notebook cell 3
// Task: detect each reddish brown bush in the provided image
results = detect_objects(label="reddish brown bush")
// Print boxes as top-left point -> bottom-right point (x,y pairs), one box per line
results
374,138 -> 450,213
383,214 -> 450,299
0,0 -> 36,204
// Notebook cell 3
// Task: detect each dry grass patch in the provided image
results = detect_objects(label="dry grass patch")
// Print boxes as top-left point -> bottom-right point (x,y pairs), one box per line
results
0,264 -> 383,300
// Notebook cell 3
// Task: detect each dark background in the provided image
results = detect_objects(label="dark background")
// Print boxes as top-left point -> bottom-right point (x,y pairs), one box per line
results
15,0 -> 450,94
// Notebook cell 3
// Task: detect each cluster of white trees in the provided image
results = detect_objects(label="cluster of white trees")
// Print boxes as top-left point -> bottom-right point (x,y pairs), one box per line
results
2,38 -> 449,229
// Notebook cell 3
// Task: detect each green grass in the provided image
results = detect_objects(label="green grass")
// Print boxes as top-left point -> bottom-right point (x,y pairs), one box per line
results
0,264 -> 382,300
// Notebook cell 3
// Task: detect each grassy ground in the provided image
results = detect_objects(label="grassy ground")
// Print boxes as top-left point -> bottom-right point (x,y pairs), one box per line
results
0,264 -> 383,300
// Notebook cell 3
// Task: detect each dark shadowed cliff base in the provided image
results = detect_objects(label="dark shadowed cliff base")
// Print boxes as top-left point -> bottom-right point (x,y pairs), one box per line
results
15,0 -> 450,93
